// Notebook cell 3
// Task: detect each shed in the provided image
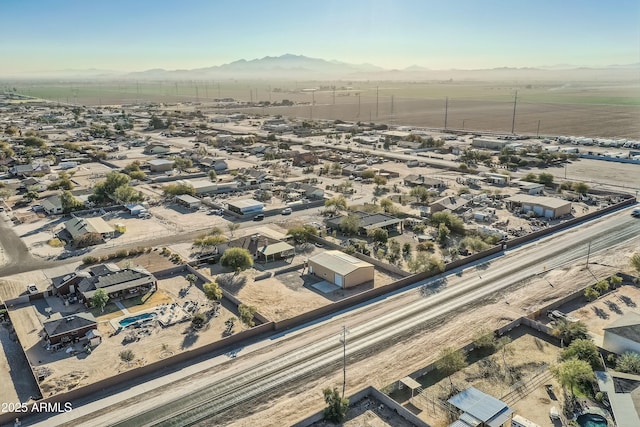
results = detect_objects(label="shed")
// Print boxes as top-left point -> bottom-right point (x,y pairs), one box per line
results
447,387 -> 513,427
505,195 -> 571,218
148,159 -> 174,172
227,199 -> 264,215
307,250 -> 374,289
175,194 -> 201,209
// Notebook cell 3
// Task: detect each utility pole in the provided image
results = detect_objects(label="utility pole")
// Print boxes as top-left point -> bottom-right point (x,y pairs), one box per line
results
340,326 -> 349,398
376,86 -> 379,118
444,97 -> 449,130
511,90 -> 518,134
357,92 -> 361,118
536,120 -> 541,138
332,87 -> 336,105
586,241 -> 592,266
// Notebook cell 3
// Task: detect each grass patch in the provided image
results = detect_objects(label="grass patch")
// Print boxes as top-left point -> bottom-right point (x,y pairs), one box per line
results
47,238 -> 64,247
89,303 -> 123,322
121,290 -> 174,313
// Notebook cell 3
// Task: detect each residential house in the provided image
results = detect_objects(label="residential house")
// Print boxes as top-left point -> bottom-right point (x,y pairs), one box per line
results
326,211 -> 404,234
430,195 -> 471,213
595,370 -> 640,427
61,217 -> 114,245
43,312 -> 98,345
9,163 -> 51,177
403,174 -> 446,190
41,195 -> 64,215
50,271 -> 92,296
77,264 -> 157,303
216,234 -> 295,263
603,312 -> 640,355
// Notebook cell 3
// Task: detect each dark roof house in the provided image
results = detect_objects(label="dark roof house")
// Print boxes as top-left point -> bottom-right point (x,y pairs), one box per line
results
43,312 -> 97,345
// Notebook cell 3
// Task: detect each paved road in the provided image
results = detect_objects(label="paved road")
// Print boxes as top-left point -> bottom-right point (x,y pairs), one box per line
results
24,208 -> 639,427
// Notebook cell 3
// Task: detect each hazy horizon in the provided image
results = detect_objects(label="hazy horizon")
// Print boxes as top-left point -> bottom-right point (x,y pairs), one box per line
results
1,0 -> 638,76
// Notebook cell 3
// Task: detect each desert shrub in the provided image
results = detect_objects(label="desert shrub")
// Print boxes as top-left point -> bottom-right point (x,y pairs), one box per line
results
48,238 -> 64,247
82,256 -> 99,265
115,249 -> 129,258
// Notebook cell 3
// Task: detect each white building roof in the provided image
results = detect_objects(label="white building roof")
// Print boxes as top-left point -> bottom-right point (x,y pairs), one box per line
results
505,195 -> 571,210
309,250 -> 372,276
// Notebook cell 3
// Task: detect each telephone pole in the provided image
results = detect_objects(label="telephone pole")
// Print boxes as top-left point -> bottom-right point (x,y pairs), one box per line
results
444,97 -> 449,130
376,86 -> 379,118
340,326 -> 349,398
511,90 -> 518,134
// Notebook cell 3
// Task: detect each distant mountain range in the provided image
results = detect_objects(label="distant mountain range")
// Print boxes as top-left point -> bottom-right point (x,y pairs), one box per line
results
6,54 -> 640,81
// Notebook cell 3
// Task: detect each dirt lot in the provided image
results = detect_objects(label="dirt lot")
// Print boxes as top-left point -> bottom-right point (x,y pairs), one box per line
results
309,394 -> 418,427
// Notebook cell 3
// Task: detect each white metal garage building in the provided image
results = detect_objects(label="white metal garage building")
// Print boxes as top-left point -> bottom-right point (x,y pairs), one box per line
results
307,250 -> 374,289
505,195 -> 571,218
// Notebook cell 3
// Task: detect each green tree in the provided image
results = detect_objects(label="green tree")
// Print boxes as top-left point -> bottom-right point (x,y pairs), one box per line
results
379,198 -> 394,213
630,252 -> 640,275
220,248 -> 254,272
325,195 -> 348,213
373,175 -> 387,187
409,186 -> 430,203
430,211 -> 465,235
572,182 -> 589,195
340,214 -> 361,236
91,288 -> 109,313
163,183 -> 196,196
616,352 -> 640,374
60,190 -> 84,213
113,185 -> 144,204
609,275 -> 622,289
437,223 -> 450,246
436,347 -> 468,393
330,162 -> 342,176
552,319 -> 589,346
561,338 -> 602,370
24,191 -> 39,202
238,304 -> 257,327
522,173 -> 538,182
203,282 -> 223,301
594,280 -> 609,294
208,170 -> 217,182
322,387 -> 349,423
90,171 -> 131,204
361,169 -> 376,179
173,157 -> 193,171
538,172 -> 554,186
584,286 -> 600,301
473,328 -> 497,351
74,232 -> 104,248
287,224 -> 318,244
119,349 -> 135,367
185,273 -> 198,287
128,170 -> 146,180
367,228 -> 388,244
149,115 -> 166,129
551,359 -> 594,396
23,136 -> 46,148
407,252 -> 445,274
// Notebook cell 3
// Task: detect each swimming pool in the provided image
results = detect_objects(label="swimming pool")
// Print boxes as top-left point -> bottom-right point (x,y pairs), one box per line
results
576,413 -> 608,427
119,312 -> 157,328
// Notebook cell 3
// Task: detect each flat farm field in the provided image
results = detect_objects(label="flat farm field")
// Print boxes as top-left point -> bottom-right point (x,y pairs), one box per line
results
12,80 -> 640,138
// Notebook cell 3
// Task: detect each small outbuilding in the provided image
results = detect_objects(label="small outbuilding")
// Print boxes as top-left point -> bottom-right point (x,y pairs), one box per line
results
447,387 -> 513,427
505,195 -> 571,218
227,199 -> 264,215
175,194 -> 202,209
148,159 -> 174,172
308,250 -> 374,289
602,312 -> 640,355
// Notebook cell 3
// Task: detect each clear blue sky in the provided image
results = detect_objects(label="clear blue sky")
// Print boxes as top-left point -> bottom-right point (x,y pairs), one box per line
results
0,0 -> 638,74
